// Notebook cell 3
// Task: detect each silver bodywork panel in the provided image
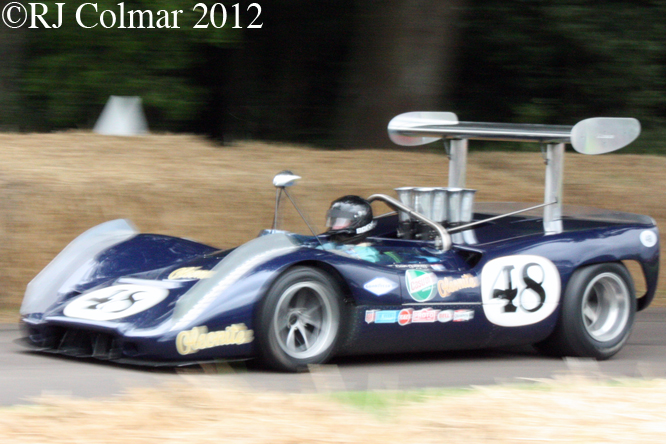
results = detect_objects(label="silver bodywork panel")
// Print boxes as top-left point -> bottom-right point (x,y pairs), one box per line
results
20,219 -> 138,316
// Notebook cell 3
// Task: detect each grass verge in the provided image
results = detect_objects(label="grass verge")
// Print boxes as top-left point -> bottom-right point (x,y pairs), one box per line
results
2,376 -> 666,443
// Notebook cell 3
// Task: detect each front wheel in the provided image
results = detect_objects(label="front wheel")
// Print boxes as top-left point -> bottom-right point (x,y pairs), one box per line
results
256,267 -> 344,372
535,262 -> 636,360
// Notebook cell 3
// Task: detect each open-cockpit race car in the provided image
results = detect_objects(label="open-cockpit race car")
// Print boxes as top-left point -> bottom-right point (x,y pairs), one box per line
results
19,112 -> 659,371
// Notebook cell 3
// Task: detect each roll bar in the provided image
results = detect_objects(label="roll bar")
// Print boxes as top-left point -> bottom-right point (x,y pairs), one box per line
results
367,194 -> 451,251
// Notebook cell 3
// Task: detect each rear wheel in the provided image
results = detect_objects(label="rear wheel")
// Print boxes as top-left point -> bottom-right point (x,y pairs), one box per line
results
535,262 -> 635,360
256,267 -> 344,372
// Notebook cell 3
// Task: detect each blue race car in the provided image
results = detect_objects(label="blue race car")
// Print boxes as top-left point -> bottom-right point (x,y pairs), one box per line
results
18,112 -> 659,371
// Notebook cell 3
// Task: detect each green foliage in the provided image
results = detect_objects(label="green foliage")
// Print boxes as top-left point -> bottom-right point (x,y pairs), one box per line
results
11,0 -> 666,153
21,0 -> 241,130
453,0 -> 666,153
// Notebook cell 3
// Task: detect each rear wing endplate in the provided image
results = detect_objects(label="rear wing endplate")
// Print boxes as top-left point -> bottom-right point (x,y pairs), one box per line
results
388,112 -> 641,233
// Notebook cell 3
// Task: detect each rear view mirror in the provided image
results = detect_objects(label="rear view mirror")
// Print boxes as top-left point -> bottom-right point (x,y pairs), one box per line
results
273,171 -> 301,188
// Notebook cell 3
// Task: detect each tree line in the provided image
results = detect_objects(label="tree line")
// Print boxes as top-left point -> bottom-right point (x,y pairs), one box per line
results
1,0 -> 664,153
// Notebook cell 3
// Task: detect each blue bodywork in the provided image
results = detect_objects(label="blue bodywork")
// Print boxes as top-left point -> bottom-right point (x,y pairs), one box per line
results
19,204 -> 659,365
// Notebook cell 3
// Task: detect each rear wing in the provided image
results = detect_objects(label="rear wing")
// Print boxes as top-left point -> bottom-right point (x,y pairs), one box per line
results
388,112 -> 641,233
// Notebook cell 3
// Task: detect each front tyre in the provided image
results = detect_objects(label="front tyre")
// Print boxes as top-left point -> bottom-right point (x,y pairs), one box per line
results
535,263 -> 635,360
257,267 -> 344,372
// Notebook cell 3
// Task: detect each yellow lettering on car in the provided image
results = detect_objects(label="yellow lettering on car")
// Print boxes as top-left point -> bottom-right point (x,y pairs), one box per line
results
168,267 -> 215,280
176,324 -> 254,355
437,274 -> 480,298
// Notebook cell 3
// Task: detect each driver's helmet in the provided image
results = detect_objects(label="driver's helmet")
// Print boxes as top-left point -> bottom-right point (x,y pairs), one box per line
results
325,195 -> 375,243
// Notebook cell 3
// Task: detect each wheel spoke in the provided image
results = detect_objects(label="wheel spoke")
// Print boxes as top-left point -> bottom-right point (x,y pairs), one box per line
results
286,325 -> 298,351
297,322 -> 312,350
300,313 -> 322,330
583,304 -> 598,325
302,303 -> 321,317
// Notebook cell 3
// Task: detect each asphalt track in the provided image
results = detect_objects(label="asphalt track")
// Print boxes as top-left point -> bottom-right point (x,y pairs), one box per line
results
2,308 -> 666,406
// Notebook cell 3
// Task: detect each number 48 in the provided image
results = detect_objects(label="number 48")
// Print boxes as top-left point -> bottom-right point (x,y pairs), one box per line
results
193,3 -> 263,29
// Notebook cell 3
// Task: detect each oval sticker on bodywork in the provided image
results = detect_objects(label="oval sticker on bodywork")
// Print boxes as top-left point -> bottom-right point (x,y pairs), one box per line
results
481,255 -> 561,327
640,230 -> 658,248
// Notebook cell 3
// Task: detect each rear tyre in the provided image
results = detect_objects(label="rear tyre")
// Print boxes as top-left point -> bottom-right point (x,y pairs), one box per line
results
535,262 -> 635,360
256,267 -> 344,372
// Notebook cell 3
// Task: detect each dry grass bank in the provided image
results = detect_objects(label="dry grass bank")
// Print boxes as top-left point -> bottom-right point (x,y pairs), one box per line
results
0,131 -> 664,312
1,377 -> 666,443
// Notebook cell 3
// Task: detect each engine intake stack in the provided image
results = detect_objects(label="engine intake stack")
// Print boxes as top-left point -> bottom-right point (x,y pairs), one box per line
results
395,186 -> 476,241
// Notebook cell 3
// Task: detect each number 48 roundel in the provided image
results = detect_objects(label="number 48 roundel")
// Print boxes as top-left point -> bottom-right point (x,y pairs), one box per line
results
481,255 -> 561,327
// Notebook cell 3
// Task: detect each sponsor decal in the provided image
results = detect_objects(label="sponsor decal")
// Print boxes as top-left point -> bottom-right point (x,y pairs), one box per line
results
437,310 -> 454,323
453,309 -> 475,322
364,308 -> 471,325
176,324 -> 254,355
640,230 -> 658,248
365,310 -> 399,324
437,274 -> 480,298
376,311 -> 399,323
412,308 -> 439,323
63,284 -> 169,321
168,266 -> 215,280
398,308 -> 413,326
405,270 -> 437,302
481,255 -> 561,327
363,277 -> 399,296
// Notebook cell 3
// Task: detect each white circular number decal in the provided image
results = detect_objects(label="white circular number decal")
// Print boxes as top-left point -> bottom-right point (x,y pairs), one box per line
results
640,230 -> 658,248
63,284 -> 169,321
481,255 -> 561,327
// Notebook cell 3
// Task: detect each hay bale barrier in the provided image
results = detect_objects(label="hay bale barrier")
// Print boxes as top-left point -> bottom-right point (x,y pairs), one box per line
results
1,131 -> 664,315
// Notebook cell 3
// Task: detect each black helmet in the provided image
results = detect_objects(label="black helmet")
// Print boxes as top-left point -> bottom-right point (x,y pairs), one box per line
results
325,195 -> 375,243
